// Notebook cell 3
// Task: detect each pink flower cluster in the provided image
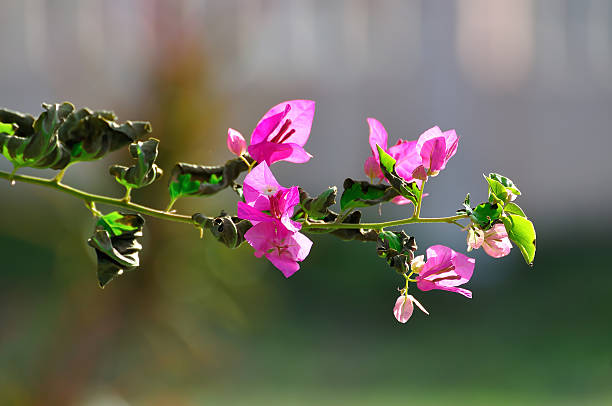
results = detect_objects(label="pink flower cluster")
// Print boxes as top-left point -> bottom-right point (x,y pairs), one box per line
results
232,101 -> 316,276
364,118 -> 458,201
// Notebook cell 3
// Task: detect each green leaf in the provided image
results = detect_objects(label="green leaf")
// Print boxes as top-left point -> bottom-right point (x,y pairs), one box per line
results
0,122 -> 15,135
340,179 -> 398,211
299,186 -> 337,220
504,202 -> 526,217
58,107 -> 151,164
0,103 -> 73,170
167,157 -> 252,203
502,214 -> 536,266
193,213 -> 252,249
377,144 -> 396,173
489,173 -> 521,196
471,202 -> 503,229
169,173 -> 201,203
376,230 -> 417,274
87,212 -> 145,287
109,138 -> 163,190
96,211 -> 140,237
0,103 -> 152,171
375,145 -> 419,205
485,175 -> 508,204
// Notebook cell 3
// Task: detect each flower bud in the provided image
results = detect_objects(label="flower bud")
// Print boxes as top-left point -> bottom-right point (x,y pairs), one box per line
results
466,227 -> 484,252
410,255 -> 425,274
411,165 -> 428,181
227,128 -> 247,157
482,223 -> 512,258
393,294 -> 429,323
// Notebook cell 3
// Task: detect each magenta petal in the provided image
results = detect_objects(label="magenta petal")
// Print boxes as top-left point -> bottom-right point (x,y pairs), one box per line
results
367,118 -> 389,159
266,254 -> 300,278
251,104 -> 291,145
248,142 -> 312,165
420,137 -> 446,172
237,201 -> 272,223
416,245 -> 475,298
289,231 -> 313,261
391,196 -> 413,205
276,100 -> 315,147
415,126 -> 444,150
243,162 -> 283,203
244,222 -> 276,253
364,156 -> 384,180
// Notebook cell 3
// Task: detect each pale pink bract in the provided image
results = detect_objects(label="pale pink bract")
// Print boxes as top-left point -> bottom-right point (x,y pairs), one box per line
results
227,128 -> 247,157
416,245 -> 475,298
482,223 -> 512,258
393,294 -> 429,323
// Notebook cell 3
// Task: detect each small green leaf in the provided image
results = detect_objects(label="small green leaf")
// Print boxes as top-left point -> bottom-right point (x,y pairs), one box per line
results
376,230 -> 417,274
209,173 -> 223,185
489,173 -> 521,196
0,122 -> 15,135
377,145 -> 396,173
169,173 -> 201,202
504,202 -> 526,217
340,179 -> 398,211
485,175 -> 508,204
109,138 -> 163,190
471,202 -> 503,229
502,214 -> 536,265
97,211 -> 140,237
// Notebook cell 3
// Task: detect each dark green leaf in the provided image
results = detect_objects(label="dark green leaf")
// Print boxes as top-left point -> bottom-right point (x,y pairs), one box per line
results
87,212 -> 145,287
299,186 -> 337,220
193,213 -> 252,249
340,179 -> 398,211
168,156 -> 253,205
0,103 -> 151,171
504,202 -> 526,217
0,103 -> 73,170
502,214 -> 536,266
109,138 -> 163,190
376,230 -> 417,274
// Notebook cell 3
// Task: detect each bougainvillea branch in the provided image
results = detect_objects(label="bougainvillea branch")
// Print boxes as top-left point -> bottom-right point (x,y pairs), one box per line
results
0,100 -> 537,324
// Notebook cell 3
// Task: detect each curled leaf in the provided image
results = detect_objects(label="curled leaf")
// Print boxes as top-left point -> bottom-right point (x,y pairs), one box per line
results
87,212 -> 145,287
298,186 -> 337,220
376,145 -> 420,205
377,230 -> 417,274
168,156 -> 253,205
192,213 -> 252,249
109,138 -> 163,190
340,179 -> 398,211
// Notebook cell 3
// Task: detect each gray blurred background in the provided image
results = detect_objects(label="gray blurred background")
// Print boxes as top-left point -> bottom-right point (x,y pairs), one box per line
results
0,1 -> 611,405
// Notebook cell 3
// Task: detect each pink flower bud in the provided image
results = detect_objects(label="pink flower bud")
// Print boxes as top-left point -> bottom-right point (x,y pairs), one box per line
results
393,294 -> 429,323
227,128 -> 247,157
482,223 -> 512,258
466,227 -> 484,252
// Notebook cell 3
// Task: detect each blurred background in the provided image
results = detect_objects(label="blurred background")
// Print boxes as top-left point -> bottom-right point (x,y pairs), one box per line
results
1,0 -> 611,404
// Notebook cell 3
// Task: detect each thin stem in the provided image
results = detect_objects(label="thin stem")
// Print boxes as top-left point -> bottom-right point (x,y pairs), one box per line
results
239,155 -> 251,169
0,169 -> 196,225
303,213 -> 468,231
414,180 -> 425,219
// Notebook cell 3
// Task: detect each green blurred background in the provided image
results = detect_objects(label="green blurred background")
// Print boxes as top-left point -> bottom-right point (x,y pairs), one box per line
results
1,1 -> 611,404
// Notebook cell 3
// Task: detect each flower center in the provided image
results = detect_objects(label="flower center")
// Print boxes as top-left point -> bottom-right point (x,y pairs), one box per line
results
268,119 -> 295,144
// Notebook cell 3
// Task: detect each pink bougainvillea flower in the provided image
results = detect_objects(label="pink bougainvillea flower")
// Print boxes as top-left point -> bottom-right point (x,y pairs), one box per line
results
227,128 -> 247,157
364,156 -> 381,182
482,223 -> 512,258
365,117 -> 420,182
237,162 -> 301,232
393,294 -> 429,323
414,126 -> 458,176
247,100 -> 315,165
466,227 -> 484,252
244,222 -> 313,277
415,245 -> 475,298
